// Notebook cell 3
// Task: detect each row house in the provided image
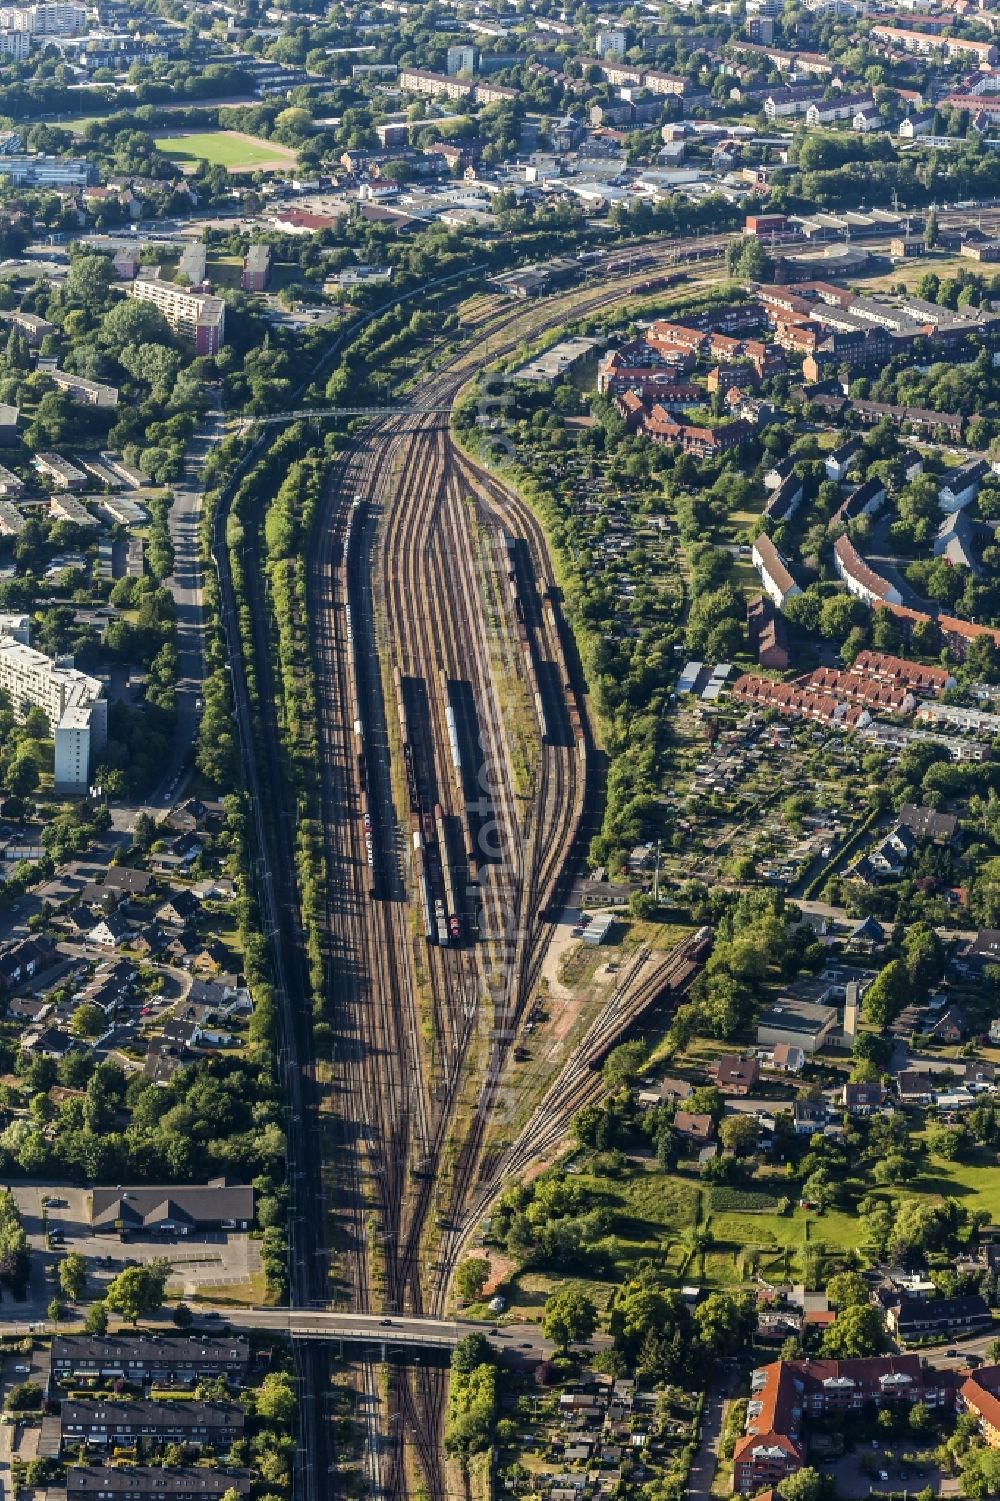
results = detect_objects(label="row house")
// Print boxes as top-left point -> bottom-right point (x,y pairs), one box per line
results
799,667 -> 916,716
731,674 -> 872,729
852,399 -> 964,438
851,650 -> 955,696
61,1400 -> 245,1451
52,1334 -> 250,1387
878,601 -> 1000,661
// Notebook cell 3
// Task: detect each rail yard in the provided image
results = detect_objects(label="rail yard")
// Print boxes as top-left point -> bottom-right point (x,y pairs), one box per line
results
297,237 -> 728,1498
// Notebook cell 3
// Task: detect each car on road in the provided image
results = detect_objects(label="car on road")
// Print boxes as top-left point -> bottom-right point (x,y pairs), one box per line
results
947,1348 -> 959,1357
379,1318 -> 392,1326
878,1472 -> 889,1482
13,1364 -> 29,1374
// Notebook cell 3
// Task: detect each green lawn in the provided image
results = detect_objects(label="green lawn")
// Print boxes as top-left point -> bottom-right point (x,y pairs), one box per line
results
154,130 -> 297,171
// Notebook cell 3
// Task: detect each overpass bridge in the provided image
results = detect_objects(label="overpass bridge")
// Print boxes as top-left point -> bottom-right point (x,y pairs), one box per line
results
238,405 -> 452,428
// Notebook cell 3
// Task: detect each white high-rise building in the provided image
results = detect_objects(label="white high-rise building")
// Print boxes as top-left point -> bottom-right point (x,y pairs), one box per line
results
0,3 -> 86,33
0,637 -> 106,794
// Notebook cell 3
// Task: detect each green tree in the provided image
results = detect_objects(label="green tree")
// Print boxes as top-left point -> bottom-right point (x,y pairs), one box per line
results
541,1287 -> 598,1350
255,1371 -> 296,1425
57,1252 -> 86,1302
84,1300 -> 108,1335
821,1302 -> 886,1358
825,1271 -> 869,1309
454,1257 -> 491,1304
719,1115 -> 759,1156
778,1468 -> 824,1501
70,1004 -> 106,1040
104,1259 -> 170,1325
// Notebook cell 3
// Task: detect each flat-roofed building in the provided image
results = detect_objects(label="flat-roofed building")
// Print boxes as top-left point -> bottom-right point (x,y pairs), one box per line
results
241,243 -> 271,292
0,637 -> 106,792
129,272 -> 225,356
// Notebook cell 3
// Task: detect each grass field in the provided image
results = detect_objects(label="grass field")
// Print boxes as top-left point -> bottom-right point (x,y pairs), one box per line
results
154,129 -> 298,172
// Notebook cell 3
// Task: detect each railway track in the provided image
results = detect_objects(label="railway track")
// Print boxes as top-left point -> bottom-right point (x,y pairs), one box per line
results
302,234 -> 731,1496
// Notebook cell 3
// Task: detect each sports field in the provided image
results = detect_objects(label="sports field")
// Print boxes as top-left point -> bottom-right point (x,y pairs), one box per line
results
154,129 -> 298,173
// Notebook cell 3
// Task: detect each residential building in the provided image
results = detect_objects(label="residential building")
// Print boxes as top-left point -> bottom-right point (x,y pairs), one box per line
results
673,1111 -> 715,1145
241,244 -> 270,293
713,1055 -> 760,1094
66,1469 -> 252,1499
51,1334 -> 250,1386
747,596 -> 789,670
833,535 -> 903,606
446,43 -> 476,73
34,453 -> 86,490
851,651 -> 954,697
960,1366 -> 1000,1447
60,1399 -> 244,1451
885,1293 -> 992,1343
841,1082 -> 885,1114
871,24 -> 997,62
734,1356 -> 951,1494
44,367 -> 118,408
129,273 -> 225,356
0,3 -> 86,33
2,309 -> 54,344
763,472 -> 804,524
90,1178 -> 254,1234
398,66 -> 473,101
825,436 -> 862,483
771,1043 -> 805,1073
938,458 -> 989,511
831,476 -> 886,527
751,535 -> 801,610
0,637 -> 106,794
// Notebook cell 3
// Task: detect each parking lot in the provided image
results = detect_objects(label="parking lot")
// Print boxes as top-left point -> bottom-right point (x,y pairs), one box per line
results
12,1186 -> 262,1299
828,1447 -> 960,1497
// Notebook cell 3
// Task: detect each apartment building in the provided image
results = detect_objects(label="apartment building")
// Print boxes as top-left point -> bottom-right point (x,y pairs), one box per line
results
398,66 -> 473,100
34,453 -> 86,491
872,23 -> 997,61
0,638 -> 106,793
0,30 -> 29,55
43,366 -> 118,409
833,534 -> 903,606
241,243 -> 270,293
751,534 -> 801,609
960,1366 -> 1000,1447
129,273 -> 225,355
735,1357 -> 952,1493
0,2 -> 85,31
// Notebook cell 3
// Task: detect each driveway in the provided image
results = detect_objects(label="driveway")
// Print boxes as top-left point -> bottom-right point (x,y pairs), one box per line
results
686,1370 -> 736,1498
